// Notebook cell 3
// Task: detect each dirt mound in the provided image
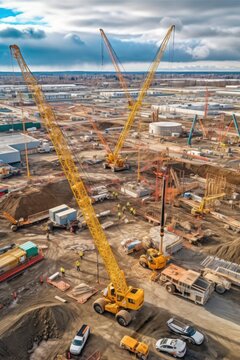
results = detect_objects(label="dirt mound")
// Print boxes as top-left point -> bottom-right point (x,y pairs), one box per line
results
0,180 -> 73,219
209,237 -> 240,263
0,304 -> 74,360
188,164 -> 240,186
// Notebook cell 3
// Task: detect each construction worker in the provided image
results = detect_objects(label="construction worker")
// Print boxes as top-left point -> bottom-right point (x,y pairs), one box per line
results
46,229 -> 50,241
126,201 -> 131,209
60,267 -> 65,277
117,203 -> 121,210
79,250 -> 84,259
122,206 -> 126,214
75,260 -> 81,272
118,211 -> 122,220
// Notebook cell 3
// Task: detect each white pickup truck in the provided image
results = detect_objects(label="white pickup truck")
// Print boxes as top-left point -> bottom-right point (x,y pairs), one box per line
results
69,324 -> 90,356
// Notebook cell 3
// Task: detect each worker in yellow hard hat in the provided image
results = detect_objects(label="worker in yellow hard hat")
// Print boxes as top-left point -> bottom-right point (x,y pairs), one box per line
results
117,203 -> 121,210
75,260 -> 81,272
79,250 -> 84,260
60,267 -> 65,277
118,212 -> 122,220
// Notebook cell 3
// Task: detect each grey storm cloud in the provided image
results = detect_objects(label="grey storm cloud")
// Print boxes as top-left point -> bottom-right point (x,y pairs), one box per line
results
0,27 -> 46,39
64,33 -> 85,46
0,0 -> 240,69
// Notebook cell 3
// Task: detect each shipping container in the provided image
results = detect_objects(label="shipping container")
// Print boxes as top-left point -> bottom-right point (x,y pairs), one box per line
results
49,204 -> 69,222
55,208 -> 77,226
0,248 -> 26,274
0,255 -> 19,274
19,241 -> 38,258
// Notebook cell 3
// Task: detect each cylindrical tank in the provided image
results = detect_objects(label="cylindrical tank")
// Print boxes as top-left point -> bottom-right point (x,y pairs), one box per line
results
149,121 -> 182,137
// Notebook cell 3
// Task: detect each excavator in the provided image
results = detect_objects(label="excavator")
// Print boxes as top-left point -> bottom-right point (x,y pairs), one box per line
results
101,25 -> 175,171
10,44 -> 144,327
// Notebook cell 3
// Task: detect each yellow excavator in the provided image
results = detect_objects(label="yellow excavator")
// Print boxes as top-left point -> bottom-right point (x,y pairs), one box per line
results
191,193 -> 226,216
10,44 -> 144,327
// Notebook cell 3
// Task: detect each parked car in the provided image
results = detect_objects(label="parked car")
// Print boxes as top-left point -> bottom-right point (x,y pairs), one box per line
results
70,324 -> 90,356
167,318 -> 204,345
155,338 -> 186,358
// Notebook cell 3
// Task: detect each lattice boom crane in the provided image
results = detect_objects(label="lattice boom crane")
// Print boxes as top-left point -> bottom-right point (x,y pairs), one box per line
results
10,44 -> 144,327
105,25 -> 175,171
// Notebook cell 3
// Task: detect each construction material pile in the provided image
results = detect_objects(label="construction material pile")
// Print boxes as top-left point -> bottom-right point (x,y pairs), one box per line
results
0,180 -> 72,219
209,238 -> 240,263
0,304 -> 74,360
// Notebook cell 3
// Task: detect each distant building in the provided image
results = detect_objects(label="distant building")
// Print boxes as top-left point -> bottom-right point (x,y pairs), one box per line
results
0,133 -> 40,164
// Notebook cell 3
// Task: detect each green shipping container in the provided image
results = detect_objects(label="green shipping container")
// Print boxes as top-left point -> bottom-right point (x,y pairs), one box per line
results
0,122 -> 41,132
19,241 -> 38,258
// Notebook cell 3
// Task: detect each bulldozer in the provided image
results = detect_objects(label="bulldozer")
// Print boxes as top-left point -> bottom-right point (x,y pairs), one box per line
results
139,248 -> 170,270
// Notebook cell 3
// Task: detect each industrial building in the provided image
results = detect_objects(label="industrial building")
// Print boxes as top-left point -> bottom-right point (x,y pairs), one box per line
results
152,102 -> 233,117
0,133 -> 40,163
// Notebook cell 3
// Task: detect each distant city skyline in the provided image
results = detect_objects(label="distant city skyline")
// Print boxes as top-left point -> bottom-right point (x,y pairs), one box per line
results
0,0 -> 240,71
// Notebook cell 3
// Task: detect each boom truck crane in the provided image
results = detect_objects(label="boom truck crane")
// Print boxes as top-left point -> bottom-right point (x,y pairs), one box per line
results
104,25 -> 175,171
10,44 -> 144,327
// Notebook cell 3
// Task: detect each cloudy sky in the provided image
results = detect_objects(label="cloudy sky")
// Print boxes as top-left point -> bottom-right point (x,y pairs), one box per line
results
0,0 -> 240,71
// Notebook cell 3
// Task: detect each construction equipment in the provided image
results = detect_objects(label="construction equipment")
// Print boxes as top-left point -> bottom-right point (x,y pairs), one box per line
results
160,264 -> 214,305
139,176 -> 170,270
191,193 -> 225,216
223,113 -> 240,141
11,44 -> 144,326
100,28 -> 134,108
120,335 -> 149,360
187,114 -> 207,146
2,210 -> 49,231
104,25 -> 175,171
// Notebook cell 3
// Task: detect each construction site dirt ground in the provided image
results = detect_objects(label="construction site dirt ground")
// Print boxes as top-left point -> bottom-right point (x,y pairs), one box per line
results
1,147 -> 240,360
0,205 -> 240,360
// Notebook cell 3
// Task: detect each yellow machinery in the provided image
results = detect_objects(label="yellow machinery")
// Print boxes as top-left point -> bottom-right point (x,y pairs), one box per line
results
191,193 -> 226,216
100,28 -> 135,109
10,44 -> 144,327
139,248 -> 170,270
102,25 -> 175,171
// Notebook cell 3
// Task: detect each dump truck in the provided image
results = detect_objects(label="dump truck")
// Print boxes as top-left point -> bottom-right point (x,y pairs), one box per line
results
160,264 -> 214,305
120,336 -> 149,360
201,270 -> 231,294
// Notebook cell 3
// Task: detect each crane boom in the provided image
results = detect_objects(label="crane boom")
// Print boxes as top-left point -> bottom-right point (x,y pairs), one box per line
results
10,44 -> 129,295
107,25 -> 175,169
100,29 -> 134,108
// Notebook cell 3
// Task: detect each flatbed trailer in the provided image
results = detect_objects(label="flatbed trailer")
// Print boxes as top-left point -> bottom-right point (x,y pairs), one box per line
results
3,210 -> 49,231
0,253 -> 44,282
201,256 -> 240,287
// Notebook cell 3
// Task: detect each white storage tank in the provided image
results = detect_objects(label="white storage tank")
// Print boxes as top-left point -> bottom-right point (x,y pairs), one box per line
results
149,121 -> 182,137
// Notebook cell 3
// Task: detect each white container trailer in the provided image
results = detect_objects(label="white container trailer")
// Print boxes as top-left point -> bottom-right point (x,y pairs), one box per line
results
49,204 -> 68,222
55,208 -> 77,226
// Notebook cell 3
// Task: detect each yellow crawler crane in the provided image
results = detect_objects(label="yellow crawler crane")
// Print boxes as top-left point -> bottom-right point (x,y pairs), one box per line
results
10,45 -> 144,327
100,28 -> 135,109
105,25 -> 175,171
